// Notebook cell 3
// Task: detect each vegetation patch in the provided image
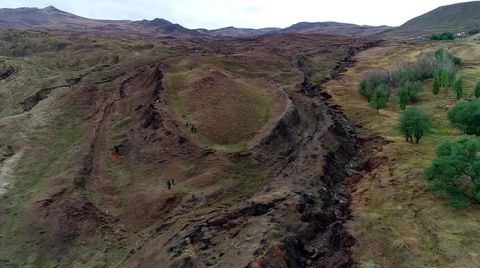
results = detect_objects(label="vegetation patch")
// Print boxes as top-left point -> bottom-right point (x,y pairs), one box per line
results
424,138 -> 480,209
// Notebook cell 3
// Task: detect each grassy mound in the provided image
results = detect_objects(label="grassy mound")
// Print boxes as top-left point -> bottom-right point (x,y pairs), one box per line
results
165,56 -> 284,152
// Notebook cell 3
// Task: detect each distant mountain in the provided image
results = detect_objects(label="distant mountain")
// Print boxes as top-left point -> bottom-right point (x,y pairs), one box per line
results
279,21 -> 391,37
0,6 -> 391,38
0,6 -> 202,38
393,1 -> 480,36
203,26 -> 281,37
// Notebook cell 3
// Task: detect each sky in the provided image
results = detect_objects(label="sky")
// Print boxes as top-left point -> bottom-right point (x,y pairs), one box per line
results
0,0 -> 472,29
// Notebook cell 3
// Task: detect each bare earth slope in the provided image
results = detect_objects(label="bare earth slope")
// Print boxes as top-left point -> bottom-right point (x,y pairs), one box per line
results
0,26 -> 376,267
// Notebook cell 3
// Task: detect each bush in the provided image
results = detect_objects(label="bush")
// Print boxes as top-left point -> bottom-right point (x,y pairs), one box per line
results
434,49 -> 461,67
448,100 -> 480,135
424,138 -> 480,208
369,84 -> 389,113
434,69 -> 456,95
398,107 -> 431,143
414,54 -> 438,80
398,82 -> 422,109
431,32 -> 455,41
399,90 -> 408,110
475,82 -> 480,98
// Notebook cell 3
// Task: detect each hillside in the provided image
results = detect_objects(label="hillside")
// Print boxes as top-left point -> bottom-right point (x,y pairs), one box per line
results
2,2 -> 480,267
393,1 -> 480,36
280,21 -> 392,37
0,23 -> 373,266
200,26 -> 280,37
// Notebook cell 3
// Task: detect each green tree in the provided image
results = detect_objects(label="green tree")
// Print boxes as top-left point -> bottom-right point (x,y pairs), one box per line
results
448,100 -> 480,135
399,89 -> 408,110
454,77 -> 463,100
475,82 -> 480,98
441,70 -> 451,94
358,79 -> 371,100
369,85 -> 389,113
424,138 -> 480,209
398,107 -> 431,143
432,74 -> 440,95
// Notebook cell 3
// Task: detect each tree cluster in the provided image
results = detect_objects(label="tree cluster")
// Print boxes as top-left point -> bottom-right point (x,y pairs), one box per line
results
359,49 -> 461,112
431,32 -> 455,41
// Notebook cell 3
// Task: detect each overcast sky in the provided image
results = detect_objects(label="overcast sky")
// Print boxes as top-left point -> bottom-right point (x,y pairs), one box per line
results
0,0 -> 472,29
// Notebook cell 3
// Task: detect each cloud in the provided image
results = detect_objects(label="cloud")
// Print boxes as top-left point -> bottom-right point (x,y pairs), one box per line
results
0,0 -> 473,29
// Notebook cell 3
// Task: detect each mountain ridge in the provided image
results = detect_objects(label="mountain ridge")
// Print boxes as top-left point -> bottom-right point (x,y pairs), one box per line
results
0,5 -> 389,38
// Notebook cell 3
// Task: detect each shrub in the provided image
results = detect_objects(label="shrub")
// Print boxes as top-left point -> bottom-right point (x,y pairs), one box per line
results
475,82 -> 480,98
435,49 -> 461,67
369,84 -> 389,113
414,54 -> 438,80
403,81 -> 422,101
448,100 -> 480,135
398,107 -> 431,143
359,70 -> 391,101
424,138 -> 480,209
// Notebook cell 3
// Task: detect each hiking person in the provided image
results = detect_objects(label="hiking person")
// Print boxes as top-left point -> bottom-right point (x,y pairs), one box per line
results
171,178 -> 175,186
166,180 -> 171,190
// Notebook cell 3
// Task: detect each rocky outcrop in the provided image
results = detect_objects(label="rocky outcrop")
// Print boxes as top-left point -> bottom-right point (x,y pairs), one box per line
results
0,65 -> 15,80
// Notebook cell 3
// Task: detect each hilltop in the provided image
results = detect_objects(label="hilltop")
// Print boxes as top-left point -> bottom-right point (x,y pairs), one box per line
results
393,1 -> 480,36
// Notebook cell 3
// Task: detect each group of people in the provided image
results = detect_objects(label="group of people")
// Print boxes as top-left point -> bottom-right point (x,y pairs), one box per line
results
166,179 -> 175,190
185,121 -> 197,133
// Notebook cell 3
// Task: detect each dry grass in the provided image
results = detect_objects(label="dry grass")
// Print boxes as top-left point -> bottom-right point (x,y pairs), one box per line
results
325,39 -> 480,267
